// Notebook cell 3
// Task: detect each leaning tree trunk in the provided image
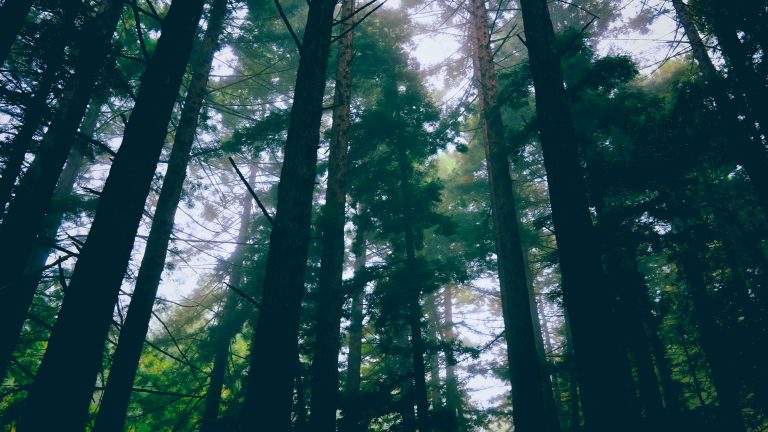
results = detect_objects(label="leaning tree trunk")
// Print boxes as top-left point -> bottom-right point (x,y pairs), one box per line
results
0,1 -> 77,216
340,214 -> 367,432
517,0 -> 640,429
308,0 -> 355,428
467,0 -> 560,430
240,0 -> 338,427
0,0 -> 124,387
91,1 -> 227,430
0,97 -> 102,382
671,0 -> 768,219
16,0 -> 206,430
200,165 -> 258,432
0,0 -> 33,66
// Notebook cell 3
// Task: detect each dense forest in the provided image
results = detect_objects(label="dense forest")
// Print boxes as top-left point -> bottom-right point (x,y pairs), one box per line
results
0,0 -> 766,430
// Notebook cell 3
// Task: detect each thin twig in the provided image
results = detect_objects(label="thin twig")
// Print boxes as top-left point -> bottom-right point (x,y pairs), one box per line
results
331,0 -> 387,43
225,282 -> 261,309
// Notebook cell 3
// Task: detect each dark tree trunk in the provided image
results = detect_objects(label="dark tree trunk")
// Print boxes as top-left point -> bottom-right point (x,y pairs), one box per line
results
0,0 -> 33,66
518,0 -> 640,429
443,285 -> 463,432
467,0 -> 560,430
0,1 -> 77,216
538,291 -> 563,419
91,1 -> 227,429
424,293 -> 443,411
671,0 -> 768,219
0,0 -> 124,387
678,236 -> 747,432
16,0 -> 206,429
308,0 -> 355,427
200,166 -> 258,432
0,97 -> 102,382
563,312 -> 581,432
340,214 -> 367,432
240,0 -> 338,427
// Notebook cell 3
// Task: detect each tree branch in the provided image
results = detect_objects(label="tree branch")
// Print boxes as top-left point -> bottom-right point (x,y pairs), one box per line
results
228,157 -> 275,226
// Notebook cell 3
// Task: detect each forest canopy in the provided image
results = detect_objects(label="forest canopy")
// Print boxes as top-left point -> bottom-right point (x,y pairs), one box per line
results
0,0 -> 766,431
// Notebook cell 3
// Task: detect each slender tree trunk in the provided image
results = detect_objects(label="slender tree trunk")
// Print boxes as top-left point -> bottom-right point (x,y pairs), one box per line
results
563,312 -> 581,432
538,292 -> 563,418
0,1 -> 77,215
443,285 -> 463,432
92,2 -> 227,429
200,165 -> 258,432
424,294 -> 443,411
241,0 -> 338,427
340,214 -> 367,432
0,0 -> 124,386
518,0 -> 639,429
678,238 -> 747,432
392,122 -> 430,431
16,1 -> 206,430
0,97 -> 102,382
467,1 -> 560,430
308,0 -> 355,427
671,0 -> 768,218
0,0 -> 33,66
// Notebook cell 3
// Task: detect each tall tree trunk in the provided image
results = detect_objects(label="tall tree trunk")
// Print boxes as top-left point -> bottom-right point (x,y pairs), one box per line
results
0,0 -> 33,66
443,285 -> 463,432
200,165 -> 258,432
0,1 -> 77,216
0,0 -> 124,386
671,0 -> 768,218
240,0 -> 338,427
392,120 -> 430,431
340,214 -> 367,432
467,0 -> 560,430
537,291 -> 563,419
424,293 -> 443,411
563,312 -> 581,432
16,0 -> 206,429
0,97 -> 102,382
678,236 -> 746,432
91,1 -> 227,429
308,0 -> 355,427
517,0 -> 639,429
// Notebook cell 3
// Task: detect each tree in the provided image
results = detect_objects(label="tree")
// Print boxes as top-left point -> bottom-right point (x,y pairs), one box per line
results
240,0 -> 339,427
467,0 -> 561,429
517,0 -> 640,429
308,0 -> 356,428
0,0 -> 125,384
16,0 -> 207,429
92,0 -> 229,429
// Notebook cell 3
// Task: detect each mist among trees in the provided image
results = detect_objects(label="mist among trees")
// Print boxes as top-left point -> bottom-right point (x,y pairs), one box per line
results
0,0 -> 766,430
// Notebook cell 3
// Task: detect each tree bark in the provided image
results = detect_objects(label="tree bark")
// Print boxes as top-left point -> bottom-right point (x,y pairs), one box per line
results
671,0 -> 768,219
0,97 -> 102,382
340,213 -> 367,432
518,0 -> 640,429
16,0 -> 206,429
0,0 -> 124,389
467,0 -> 561,430
0,1 -> 77,216
200,165 -> 258,432
240,0 -> 338,427
308,0 -> 355,427
91,1 -> 227,429
0,0 -> 33,66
